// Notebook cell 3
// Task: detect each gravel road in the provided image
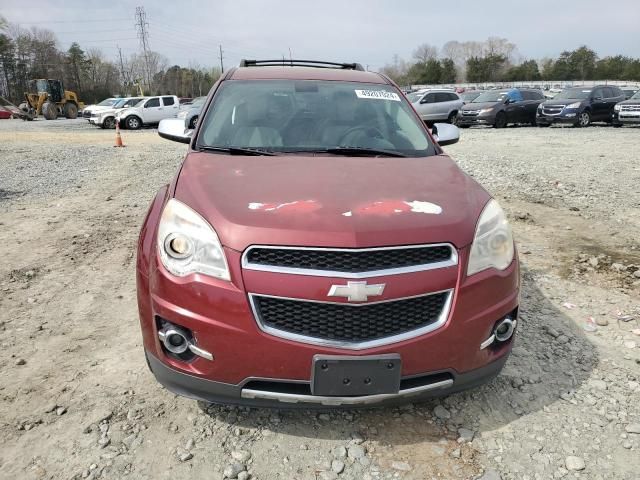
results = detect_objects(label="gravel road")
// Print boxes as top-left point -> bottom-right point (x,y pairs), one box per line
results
0,119 -> 638,480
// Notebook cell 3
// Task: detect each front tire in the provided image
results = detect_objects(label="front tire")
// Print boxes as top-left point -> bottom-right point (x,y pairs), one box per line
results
63,102 -> 78,119
576,111 -> 591,127
102,117 -> 116,129
494,112 -> 507,129
125,116 -> 142,130
189,115 -> 198,129
42,102 -> 58,120
447,111 -> 458,126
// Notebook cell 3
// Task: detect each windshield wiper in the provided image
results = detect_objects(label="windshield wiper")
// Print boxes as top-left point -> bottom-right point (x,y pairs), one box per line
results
322,146 -> 407,158
197,146 -> 276,156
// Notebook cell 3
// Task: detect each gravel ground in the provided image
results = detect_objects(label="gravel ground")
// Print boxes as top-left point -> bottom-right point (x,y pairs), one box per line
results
0,118 -> 638,480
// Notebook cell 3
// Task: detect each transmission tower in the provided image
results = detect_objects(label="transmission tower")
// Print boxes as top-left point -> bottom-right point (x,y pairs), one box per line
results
135,6 -> 152,92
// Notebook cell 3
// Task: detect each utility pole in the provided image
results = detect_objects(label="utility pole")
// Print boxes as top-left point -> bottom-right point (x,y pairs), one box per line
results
117,45 -> 128,87
218,45 -> 224,73
135,6 -> 152,92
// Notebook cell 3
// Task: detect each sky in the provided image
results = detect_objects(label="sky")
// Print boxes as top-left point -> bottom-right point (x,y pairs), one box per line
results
2,0 -> 639,71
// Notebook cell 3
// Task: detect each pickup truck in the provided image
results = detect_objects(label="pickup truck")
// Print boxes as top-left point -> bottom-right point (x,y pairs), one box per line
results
115,95 -> 179,129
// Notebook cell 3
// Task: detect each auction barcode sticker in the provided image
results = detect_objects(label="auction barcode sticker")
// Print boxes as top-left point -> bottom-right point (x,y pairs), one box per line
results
355,90 -> 401,101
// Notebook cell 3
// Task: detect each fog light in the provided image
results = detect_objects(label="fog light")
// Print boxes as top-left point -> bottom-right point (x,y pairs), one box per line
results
157,319 -> 213,361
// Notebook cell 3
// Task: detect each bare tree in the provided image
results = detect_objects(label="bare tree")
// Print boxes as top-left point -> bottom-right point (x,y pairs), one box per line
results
413,43 -> 438,63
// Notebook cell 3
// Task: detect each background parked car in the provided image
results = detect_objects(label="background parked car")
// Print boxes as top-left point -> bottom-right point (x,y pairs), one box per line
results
407,89 -> 463,124
89,97 -> 145,129
460,90 -> 482,104
115,95 -> 180,129
177,96 -> 206,129
82,97 -> 118,118
537,85 -> 625,127
458,88 -> 545,128
613,89 -> 640,127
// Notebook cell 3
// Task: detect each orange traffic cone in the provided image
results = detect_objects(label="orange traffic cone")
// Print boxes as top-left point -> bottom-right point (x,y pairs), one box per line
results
114,119 -> 125,147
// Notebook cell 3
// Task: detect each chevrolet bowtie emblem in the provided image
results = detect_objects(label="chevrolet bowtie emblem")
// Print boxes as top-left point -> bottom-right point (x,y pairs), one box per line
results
327,281 -> 386,302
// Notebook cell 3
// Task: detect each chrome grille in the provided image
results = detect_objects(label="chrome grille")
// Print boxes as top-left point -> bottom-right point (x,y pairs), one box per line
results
620,105 -> 640,112
542,105 -> 565,115
250,291 -> 452,349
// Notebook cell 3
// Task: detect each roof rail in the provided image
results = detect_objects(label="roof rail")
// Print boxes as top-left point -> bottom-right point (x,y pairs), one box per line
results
239,59 -> 365,71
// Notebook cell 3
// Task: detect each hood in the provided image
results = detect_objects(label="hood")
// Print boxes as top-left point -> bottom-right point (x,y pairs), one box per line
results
173,153 -> 490,251
542,98 -> 586,106
618,99 -> 640,106
84,104 -> 113,113
462,101 -> 500,111
116,107 -> 137,117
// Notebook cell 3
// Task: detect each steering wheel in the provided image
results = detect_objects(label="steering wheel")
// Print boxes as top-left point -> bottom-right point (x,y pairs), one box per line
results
337,126 -> 384,145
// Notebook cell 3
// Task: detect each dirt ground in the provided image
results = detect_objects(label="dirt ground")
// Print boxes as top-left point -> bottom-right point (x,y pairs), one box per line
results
0,119 -> 638,480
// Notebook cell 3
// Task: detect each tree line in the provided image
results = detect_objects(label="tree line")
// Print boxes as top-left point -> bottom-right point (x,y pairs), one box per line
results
0,16 -> 221,105
381,37 -> 640,86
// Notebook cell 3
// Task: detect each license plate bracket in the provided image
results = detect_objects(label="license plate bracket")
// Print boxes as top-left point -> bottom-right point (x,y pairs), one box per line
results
311,354 -> 401,396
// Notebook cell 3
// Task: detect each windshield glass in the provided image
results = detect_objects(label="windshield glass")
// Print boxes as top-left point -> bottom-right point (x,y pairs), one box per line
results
472,91 -> 508,103
406,92 -> 423,103
112,99 -> 127,108
461,91 -> 481,102
191,96 -> 207,108
131,98 -> 146,107
555,88 -> 591,100
629,90 -> 640,99
197,80 -> 433,156
97,98 -> 116,106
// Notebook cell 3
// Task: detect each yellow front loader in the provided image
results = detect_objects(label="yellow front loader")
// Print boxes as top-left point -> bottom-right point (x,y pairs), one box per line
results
22,79 -> 85,120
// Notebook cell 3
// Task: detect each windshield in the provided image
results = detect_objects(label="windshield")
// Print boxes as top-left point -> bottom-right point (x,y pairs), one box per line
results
191,96 -> 207,108
631,90 -> 640,100
461,91 -> 481,102
131,98 -> 146,107
406,92 -> 423,103
97,98 -> 116,106
197,80 -> 433,157
472,91 -> 508,103
555,88 -> 591,100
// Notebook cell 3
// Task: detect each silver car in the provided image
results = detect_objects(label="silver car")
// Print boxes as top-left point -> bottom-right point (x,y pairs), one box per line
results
407,89 -> 464,125
177,96 -> 206,129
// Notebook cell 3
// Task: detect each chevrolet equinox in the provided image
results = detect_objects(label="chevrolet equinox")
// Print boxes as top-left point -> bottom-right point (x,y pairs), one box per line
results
137,59 -> 520,407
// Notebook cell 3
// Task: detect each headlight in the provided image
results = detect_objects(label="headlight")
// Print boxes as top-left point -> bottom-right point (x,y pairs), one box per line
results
479,108 -> 494,114
566,102 -> 581,109
467,200 -> 515,276
157,199 -> 230,280
614,104 -> 621,111
177,111 -> 188,119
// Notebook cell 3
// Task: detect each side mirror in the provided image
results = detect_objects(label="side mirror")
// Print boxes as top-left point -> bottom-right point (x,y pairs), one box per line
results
432,123 -> 460,146
158,118 -> 192,144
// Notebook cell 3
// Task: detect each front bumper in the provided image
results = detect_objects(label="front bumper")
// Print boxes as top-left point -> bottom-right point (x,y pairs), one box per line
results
146,349 -> 511,408
613,111 -> 640,124
457,114 -> 494,126
536,112 -> 579,124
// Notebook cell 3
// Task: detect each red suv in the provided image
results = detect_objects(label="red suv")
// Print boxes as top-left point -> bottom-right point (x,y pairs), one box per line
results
137,60 -> 519,407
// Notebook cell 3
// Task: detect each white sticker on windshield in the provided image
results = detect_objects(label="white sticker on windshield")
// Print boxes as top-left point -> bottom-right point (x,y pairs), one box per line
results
355,90 -> 401,101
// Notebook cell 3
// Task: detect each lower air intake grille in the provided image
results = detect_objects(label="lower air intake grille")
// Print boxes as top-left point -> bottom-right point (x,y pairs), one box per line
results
251,292 -> 450,346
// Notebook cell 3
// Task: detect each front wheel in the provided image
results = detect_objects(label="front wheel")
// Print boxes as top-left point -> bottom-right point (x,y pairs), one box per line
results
189,115 -> 198,129
447,111 -> 458,126
576,111 -> 591,127
494,112 -> 507,129
42,102 -> 58,120
102,117 -> 116,129
63,102 -> 78,119
125,116 -> 141,130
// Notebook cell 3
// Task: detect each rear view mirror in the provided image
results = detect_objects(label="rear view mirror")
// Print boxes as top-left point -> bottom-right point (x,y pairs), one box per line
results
158,118 -> 192,144
432,123 -> 460,146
